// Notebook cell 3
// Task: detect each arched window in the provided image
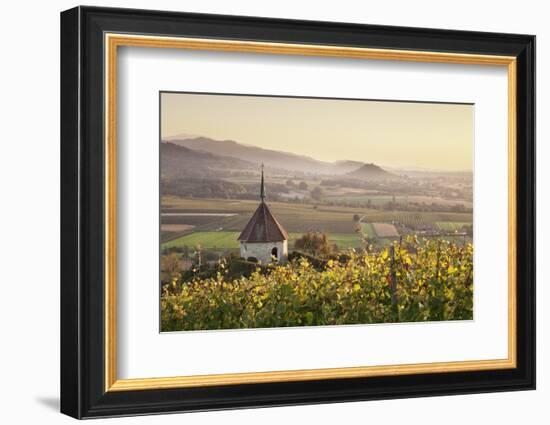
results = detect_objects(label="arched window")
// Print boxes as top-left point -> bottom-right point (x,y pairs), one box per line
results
271,247 -> 278,261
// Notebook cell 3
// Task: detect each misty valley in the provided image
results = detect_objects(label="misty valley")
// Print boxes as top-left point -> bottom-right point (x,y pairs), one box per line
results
161,135 -> 473,253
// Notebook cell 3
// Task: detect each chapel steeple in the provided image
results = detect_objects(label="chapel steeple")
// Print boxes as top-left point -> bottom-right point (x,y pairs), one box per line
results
260,163 -> 266,202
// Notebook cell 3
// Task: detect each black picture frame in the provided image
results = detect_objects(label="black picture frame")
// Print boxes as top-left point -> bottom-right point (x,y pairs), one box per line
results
60,5 -> 535,419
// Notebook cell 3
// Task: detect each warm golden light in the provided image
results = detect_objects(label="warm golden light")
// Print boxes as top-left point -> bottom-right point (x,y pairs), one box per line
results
161,92 -> 473,172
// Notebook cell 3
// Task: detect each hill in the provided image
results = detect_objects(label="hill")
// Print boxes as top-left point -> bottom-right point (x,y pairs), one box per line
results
161,142 -> 255,178
345,163 -> 395,180
330,160 -> 366,174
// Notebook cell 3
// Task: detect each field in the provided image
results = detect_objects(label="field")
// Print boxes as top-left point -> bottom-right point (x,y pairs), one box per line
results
325,192 -> 472,208
161,196 -> 473,250
372,222 -> 399,237
163,231 -> 364,250
161,196 -> 370,239
161,224 -> 195,232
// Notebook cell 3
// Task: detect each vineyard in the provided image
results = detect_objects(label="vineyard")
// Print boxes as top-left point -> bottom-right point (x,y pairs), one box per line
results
161,237 -> 473,331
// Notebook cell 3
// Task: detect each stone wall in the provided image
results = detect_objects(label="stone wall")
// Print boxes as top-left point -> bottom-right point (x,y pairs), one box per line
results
240,240 -> 288,264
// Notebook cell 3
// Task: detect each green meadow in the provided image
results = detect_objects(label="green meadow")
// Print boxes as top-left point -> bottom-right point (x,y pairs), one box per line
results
162,231 -> 364,250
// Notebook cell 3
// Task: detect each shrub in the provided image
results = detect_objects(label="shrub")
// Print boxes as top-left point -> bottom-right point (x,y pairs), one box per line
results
294,231 -> 332,257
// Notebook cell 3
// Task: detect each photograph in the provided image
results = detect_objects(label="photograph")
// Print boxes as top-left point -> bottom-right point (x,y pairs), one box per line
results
159,92 -> 474,332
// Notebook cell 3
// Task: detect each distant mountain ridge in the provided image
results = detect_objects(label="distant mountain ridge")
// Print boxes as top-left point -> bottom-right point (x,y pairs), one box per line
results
163,136 -> 391,177
163,132 -> 200,141
161,142 -> 255,178
167,136 -> 327,174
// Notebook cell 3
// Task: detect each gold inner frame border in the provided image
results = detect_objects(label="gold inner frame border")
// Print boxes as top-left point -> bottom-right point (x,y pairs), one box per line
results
104,33 -> 517,392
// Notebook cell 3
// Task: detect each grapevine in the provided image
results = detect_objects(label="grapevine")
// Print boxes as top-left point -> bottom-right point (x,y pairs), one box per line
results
161,236 -> 473,331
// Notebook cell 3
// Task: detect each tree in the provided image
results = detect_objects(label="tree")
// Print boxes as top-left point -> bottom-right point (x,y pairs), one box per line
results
298,181 -> 308,190
294,232 -> 332,257
310,186 -> 324,201
286,179 -> 295,187
161,253 -> 182,283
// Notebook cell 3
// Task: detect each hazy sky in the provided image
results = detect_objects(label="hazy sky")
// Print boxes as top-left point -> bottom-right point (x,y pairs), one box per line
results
161,92 -> 473,171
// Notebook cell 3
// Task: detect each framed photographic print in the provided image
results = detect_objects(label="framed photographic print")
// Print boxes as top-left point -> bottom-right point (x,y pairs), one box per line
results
60,6 -> 535,419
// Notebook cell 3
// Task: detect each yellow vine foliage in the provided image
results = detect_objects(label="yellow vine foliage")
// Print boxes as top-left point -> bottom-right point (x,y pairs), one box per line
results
161,237 -> 473,331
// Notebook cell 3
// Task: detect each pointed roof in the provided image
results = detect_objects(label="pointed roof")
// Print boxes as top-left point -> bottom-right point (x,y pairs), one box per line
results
238,202 -> 288,242
238,165 -> 288,242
